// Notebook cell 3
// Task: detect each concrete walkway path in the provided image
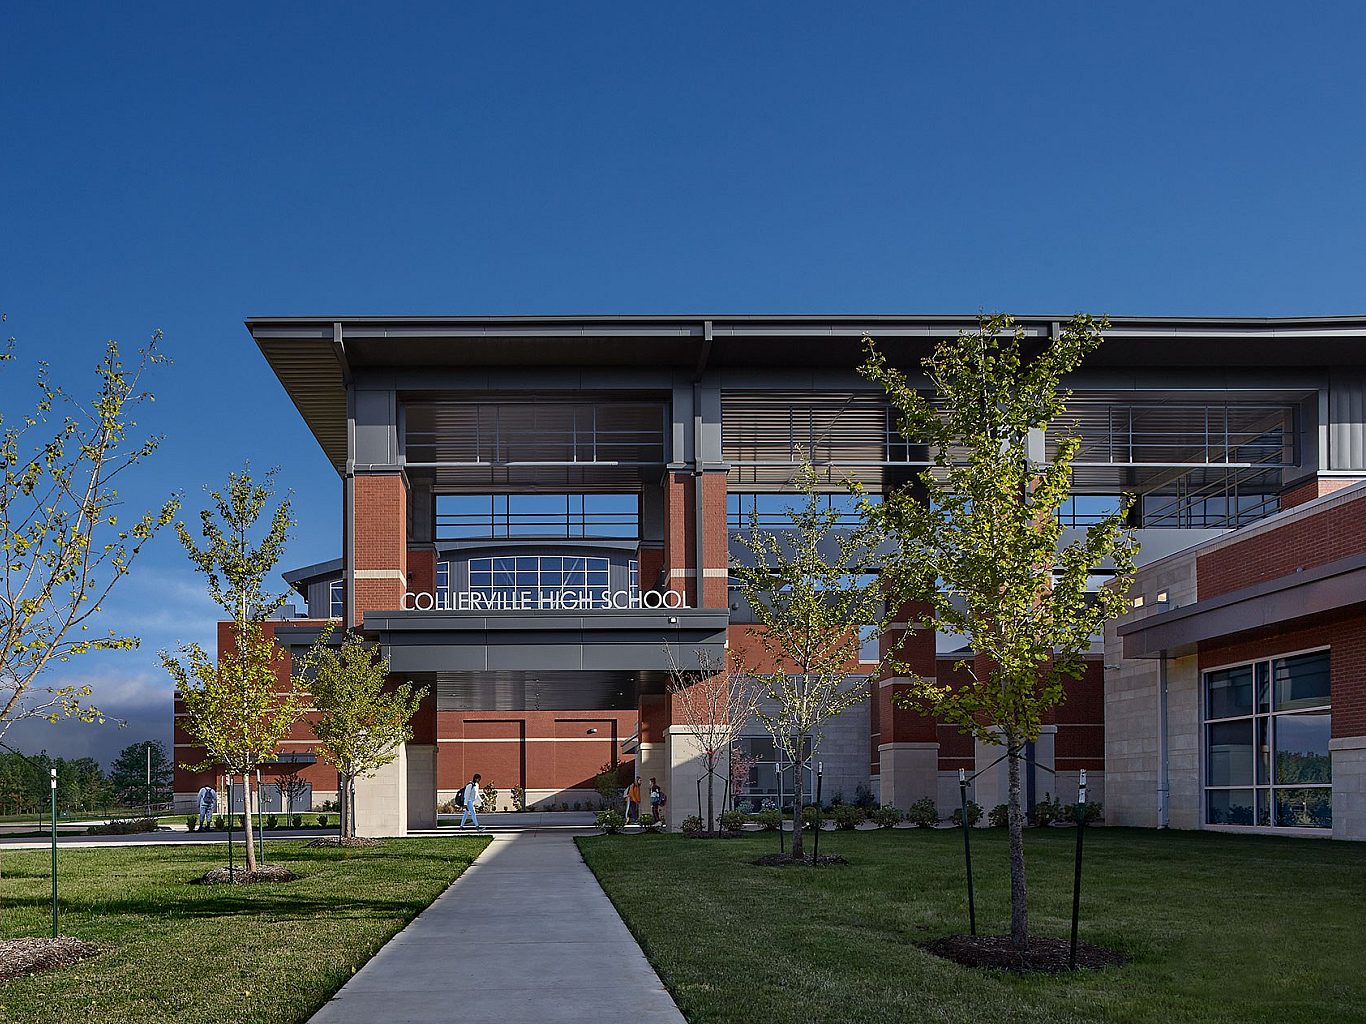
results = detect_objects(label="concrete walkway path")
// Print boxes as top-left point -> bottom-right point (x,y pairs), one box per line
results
308,829 -> 686,1024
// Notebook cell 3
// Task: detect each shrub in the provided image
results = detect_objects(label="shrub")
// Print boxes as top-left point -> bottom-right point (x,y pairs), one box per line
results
437,800 -> 457,814
800,805 -> 822,830
596,809 -> 625,833
718,810 -> 746,832
830,804 -> 865,831
988,803 -> 1010,828
86,817 -> 158,836
185,816 -> 197,831
681,815 -> 704,835
573,801 -> 582,812
906,797 -> 939,828
869,803 -> 902,828
1065,800 -> 1103,824
317,814 -> 328,827
291,814 -> 303,828
266,814 -> 279,830
510,786 -> 526,811
853,783 -> 877,810
318,799 -> 339,812
736,799 -> 754,814
481,783 -> 498,811
951,800 -> 983,827
238,814 -> 247,829
213,815 -> 225,830
1031,793 -> 1064,827
753,809 -> 780,831
638,817 -> 664,832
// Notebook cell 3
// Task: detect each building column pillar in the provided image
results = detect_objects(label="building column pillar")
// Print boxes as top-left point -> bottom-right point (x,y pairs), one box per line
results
876,602 -> 940,810
349,472 -> 409,625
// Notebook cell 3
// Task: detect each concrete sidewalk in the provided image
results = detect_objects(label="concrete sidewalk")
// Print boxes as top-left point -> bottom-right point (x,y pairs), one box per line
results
309,829 -> 686,1024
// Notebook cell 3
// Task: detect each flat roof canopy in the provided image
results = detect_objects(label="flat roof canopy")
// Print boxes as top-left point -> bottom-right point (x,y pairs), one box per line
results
246,314 -> 1366,472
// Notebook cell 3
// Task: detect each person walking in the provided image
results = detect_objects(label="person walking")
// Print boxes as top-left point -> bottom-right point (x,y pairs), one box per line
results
196,784 -> 217,829
459,773 -> 484,831
649,777 -> 666,824
625,777 -> 642,824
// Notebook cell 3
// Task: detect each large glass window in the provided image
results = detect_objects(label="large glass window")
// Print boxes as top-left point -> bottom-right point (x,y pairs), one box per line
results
1204,650 -> 1331,829
437,494 -> 639,539
732,736 -> 814,805
468,555 -> 612,607
328,580 -> 343,619
728,492 -> 880,530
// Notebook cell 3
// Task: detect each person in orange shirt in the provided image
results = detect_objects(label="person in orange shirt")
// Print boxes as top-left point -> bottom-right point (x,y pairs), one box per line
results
625,777 -> 642,824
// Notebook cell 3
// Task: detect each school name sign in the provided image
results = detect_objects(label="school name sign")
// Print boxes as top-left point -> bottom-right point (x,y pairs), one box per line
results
401,588 -> 689,612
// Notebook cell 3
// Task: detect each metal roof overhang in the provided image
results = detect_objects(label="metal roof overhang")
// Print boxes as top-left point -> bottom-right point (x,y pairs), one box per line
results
1116,550 -> 1366,658
360,607 -> 729,676
246,314 -> 1366,472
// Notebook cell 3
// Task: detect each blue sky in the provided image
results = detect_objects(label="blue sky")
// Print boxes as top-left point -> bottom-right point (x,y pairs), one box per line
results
2,4 -> 1364,766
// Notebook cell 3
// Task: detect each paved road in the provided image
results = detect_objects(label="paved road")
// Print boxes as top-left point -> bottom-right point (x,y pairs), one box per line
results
308,829 -> 685,1024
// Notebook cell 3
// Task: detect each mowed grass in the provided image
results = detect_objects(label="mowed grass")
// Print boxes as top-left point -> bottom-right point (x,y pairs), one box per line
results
578,827 -> 1366,1024
0,836 -> 489,1023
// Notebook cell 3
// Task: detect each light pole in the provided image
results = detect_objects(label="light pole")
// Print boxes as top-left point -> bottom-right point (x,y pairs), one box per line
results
50,768 -> 58,938
145,743 -> 151,820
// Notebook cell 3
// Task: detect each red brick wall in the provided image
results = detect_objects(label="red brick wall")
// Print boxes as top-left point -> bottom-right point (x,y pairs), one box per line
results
1198,608 -> 1366,739
407,546 -> 436,597
174,619 -> 341,795
1198,489 -> 1366,599
1054,659 -> 1104,772
702,473 -> 728,607
1281,476 -> 1365,510
435,710 -> 638,796
663,472 -> 694,605
352,473 -> 408,622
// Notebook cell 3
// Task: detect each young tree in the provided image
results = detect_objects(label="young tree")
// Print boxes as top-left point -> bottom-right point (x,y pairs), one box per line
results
166,622 -> 307,864
861,313 -> 1138,951
729,466 -> 899,860
0,322 -> 178,740
304,631 -> 426,841
108,740 -> 173,809
272,766 -> 310,815
664,647 -> 760,833
164,466 -> 296,872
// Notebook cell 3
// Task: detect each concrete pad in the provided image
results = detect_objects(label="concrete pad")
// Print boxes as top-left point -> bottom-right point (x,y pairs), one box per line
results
307,831 -> 684,1024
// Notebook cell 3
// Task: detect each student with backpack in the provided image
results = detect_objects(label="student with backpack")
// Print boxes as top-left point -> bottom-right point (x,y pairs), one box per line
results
459,773 -> 484,831
649,777 -> 666,824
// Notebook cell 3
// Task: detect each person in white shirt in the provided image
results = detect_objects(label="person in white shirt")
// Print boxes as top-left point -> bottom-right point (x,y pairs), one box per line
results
459,773 -> 484,831
196,785 -> 217,829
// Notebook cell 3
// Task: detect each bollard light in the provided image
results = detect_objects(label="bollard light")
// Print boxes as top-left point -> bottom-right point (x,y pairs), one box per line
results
50,768 -> 58,937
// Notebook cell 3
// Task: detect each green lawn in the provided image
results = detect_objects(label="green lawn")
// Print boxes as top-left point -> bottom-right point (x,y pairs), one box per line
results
0,836 -> 489,1023
578,827 -> 1366,1024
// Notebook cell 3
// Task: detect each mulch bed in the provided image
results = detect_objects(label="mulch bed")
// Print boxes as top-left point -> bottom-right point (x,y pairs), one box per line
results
0,937 -> 99,980
305,836 -> 383,848
923,934 -> 1127,973
190,864 -> 300,885
751,852 -> 850,867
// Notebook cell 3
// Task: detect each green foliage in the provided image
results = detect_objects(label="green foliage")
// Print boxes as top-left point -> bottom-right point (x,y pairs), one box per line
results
752,808 -> 780,831
988,804 -> 1010,828
729,463 -> 899,859
108,741 -> 173,807
212,815 -> 225,830
681,815 -> 704,835
510,786 -> 526,811
1066,800 -> 1103,824
861,314 -> 1138,749
185,815 -> 197,831
0,750 -> 111,815
0,328 -> 178,739
718,810 -> 746,832
906,797 -> 939,828
265,814 -> 279,830
595,761 -> 625,812
951,800 -> 984,827
481,783 -> 498,811
597,809 -> 625,832
800,805 -> 822,830
830,804 -> 865,830
317,814 -> 327,827
868,803 -> 903,828
1030,793 -> 1064,826
303,629 -> 427,840
291,814 -> 303,828
85,817 -> 158,836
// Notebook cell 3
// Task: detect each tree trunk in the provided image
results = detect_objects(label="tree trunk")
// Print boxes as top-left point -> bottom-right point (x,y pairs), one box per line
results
1006,739 -> 1028,950
241,774 -> 257,873
338,772 -> 348,840
705,755 -> 715,833
789,732 -> 804,861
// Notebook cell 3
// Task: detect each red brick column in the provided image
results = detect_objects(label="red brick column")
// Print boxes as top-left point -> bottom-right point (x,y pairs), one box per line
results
351,473 -> 409,625
876,601 -> 940,808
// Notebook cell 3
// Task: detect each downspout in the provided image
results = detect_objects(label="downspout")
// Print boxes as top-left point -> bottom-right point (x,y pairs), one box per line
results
692,320 -> 713,609
335,323 -> 356,628
1157,652 -> 1170,828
